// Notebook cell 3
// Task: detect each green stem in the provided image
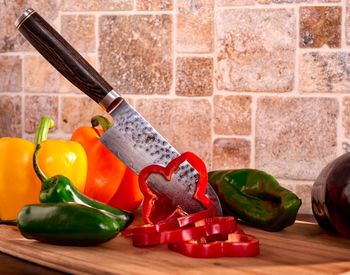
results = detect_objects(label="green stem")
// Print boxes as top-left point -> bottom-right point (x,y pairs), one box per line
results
33,116 -> 54,183
33,144 -> 48,183
0,220 -> 17,226
91,115 -> 112,132
34,116 -> 55,145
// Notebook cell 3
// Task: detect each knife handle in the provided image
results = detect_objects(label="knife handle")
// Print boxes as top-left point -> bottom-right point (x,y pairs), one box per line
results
15,8 -> 121,112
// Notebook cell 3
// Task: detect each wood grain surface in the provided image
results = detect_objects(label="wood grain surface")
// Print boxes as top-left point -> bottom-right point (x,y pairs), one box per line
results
0,217 -> 349,275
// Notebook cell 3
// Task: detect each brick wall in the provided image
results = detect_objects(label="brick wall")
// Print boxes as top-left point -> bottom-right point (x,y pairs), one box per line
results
1,0 -> 350,213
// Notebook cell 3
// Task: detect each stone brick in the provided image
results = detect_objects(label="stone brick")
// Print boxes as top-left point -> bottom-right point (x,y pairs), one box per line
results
136,99 -> 212,164
214,95 -> 251,135
0,95 -> 22,137
216,0 -> 254,5
295,183 -> 313,214
99,15 -> 172,95
62,0 -> 132,11
24,55 -> 58,93
216,9 -> 295,92
347,0 -> 350,45
0,1 -> 61,52
136,0 -> 173,10
176,57 -> 213,96
212,138 -> 250,170
59,55 -> 97,93
61,97 -> 108,134
256,97 -> 338,180
61,15 -> 95,53
176,0 -> 214,53
24,95 -> 58,133
300,7 -> 341,48
0,56 -> 22,92
300,52 -> 350,93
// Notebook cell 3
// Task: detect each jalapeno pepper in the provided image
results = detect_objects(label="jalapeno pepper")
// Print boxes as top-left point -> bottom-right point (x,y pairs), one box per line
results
33,117 -> 134,230
208,169 -> 302,231
1,203 -> 121,246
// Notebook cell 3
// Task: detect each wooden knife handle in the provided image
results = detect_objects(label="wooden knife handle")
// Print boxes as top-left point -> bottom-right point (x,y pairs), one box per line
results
16,8 -> 119,111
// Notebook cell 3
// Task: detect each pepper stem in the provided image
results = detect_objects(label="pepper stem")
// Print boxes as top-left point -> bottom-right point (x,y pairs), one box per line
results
91,115 -> 112,132
0,220 -> 17,226
33,116 -> 55,183
33,144 -> 48,182
34,116 -> 55,145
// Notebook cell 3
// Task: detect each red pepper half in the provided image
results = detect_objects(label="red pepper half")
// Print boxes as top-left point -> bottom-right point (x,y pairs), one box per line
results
128,152 -> 260,258
138,152 -> 213,224
168,233 -> 259,258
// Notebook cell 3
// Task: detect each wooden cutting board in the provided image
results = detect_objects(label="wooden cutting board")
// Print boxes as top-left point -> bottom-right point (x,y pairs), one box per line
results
0,217 -> 349,275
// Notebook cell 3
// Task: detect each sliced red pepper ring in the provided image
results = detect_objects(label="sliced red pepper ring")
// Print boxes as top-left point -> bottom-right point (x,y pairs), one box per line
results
138,152 -> 213,224
130,216 -> 237,247
168,233 -> 260,258
122,207 -> 214,237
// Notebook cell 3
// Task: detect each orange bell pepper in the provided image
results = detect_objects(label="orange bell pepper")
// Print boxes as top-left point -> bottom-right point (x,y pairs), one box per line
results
71,115 -> 143,212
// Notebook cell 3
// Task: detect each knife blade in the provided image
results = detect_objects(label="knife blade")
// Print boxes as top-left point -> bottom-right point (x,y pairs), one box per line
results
15,8 -> 222,215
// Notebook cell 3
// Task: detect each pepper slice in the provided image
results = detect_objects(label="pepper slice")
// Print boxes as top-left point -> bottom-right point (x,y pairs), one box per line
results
138,152 -> 213,224
123,207 -> 213,237
130,217 -> 236,247
168,233 -> 259,258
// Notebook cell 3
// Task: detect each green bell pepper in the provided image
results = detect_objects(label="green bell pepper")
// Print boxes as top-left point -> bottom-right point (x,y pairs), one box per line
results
208,169 -> 302,231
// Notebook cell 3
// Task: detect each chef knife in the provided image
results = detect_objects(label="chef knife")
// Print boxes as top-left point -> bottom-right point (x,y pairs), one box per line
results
15,8 -> 222,215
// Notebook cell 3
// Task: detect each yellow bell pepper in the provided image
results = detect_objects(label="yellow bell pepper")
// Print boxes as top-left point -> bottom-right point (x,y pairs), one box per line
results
0,116 -> 87,220
35,116 -> 87,193
0,138 -> 41,220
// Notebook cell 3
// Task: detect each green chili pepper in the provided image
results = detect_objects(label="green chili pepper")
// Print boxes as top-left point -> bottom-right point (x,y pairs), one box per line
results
33,120 -> 134,230
208,169 -> 302,232
1,203 -> 121,246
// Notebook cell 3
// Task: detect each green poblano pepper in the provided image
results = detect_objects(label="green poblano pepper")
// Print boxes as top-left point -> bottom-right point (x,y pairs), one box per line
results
2,203 -> 121,246
208,169 -> 302,232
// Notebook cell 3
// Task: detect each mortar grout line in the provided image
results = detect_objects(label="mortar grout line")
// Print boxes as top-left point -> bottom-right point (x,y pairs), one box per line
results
169,1 -> 177,97
95,14 -> 100,73
1,46 -> 348,57
295,6 -> 301,94
21,54 -> 25,139
59,11 -> 173,16
216,2 -> 342,11
250,95 -> 257,169
341,0 -> 347,48
209,1 -> 218,170
337,95 -> 345,155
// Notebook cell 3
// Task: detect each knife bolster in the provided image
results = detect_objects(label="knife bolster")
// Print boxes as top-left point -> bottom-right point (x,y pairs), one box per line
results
100,90 -> 124,113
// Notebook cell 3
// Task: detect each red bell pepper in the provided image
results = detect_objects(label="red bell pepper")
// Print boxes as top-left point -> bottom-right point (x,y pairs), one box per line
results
138,152 -> 213,224
71,115 -> 143,212
125,152 -> 260,258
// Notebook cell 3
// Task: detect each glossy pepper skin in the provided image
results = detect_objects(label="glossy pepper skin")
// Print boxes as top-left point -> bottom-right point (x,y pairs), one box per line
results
208,169 -> 302,232
71,115 -> 143,212
33,143 -> 134,230
11,203 -> 121,246
34,117 -> 134,230
0,138 -> 41,220
35,117 -> 87,193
